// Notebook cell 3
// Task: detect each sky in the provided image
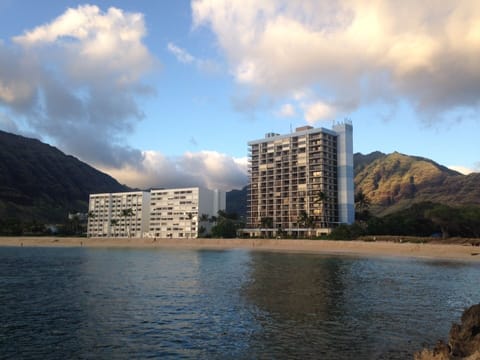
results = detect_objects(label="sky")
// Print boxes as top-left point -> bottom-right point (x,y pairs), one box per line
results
0,0 -> 479,191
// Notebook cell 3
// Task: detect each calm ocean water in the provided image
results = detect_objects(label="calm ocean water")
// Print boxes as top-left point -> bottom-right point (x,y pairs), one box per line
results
0,247 -> 479,359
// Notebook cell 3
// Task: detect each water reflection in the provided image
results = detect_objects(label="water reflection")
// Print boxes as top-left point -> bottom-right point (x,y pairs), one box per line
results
244,252 -> 347,320
241,253 -> 480,359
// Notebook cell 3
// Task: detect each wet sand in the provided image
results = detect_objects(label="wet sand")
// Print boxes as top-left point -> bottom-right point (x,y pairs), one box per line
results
1,236 -> 480,261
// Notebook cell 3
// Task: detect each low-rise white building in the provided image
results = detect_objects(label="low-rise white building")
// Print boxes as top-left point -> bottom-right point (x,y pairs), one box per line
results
87,187 -> 225,239
87,191 -> 150,238
149,187 -> 225,238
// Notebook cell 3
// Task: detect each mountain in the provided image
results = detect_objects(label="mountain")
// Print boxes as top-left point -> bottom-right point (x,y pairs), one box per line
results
354,151 -> 480,215
226,186 -> 247,218
0,130 -> 130,222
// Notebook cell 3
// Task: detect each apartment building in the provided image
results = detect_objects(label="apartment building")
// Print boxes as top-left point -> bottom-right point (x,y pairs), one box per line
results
87,191 -> 151,238
149,187 -> 225,238
87,187 -> 225,239
246,122 -> 354,237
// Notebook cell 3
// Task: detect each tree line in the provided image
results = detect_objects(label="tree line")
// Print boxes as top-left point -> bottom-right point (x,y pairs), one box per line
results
328,191 -> 480,240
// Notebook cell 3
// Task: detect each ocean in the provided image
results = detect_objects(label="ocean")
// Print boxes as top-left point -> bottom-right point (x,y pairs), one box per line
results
1,246 -> 479,359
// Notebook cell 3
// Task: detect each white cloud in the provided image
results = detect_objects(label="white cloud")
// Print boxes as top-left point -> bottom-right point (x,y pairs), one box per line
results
167,41 -> 222,74
1,5 -> 156,169
302,100 -> 336,124
14,5 -> 154,86
167,42 -> 194,64
101,150 -> 248,191
276,103 -> 296,118
192,0 -> 480,121
448,165 -> 475,175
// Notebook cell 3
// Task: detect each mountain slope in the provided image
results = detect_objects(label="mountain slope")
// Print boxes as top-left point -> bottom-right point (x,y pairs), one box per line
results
226,186 -> 247,218
354,152 -> 479,215
0,130 -> 130,222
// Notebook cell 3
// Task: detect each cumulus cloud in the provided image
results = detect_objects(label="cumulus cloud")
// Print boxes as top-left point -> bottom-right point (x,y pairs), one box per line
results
0,5 -> 248,192
1,5 -> 155,169
192,0 -> 480,123
101,150 -> 248,191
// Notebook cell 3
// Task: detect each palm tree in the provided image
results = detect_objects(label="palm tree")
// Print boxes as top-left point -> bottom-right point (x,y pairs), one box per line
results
110,219 -> 118,237
355,190 -> 371,221
355,190 -> 371,211
199,213 -> 210,222
313,190 -> 328,228
297,210 -> 315,237
121,208 -> 134,237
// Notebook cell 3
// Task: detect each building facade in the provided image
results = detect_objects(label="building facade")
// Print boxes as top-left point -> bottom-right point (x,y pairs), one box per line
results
246,122 -> 354,237
87,187 -> 225,239
149,187 -> 225,238
87,191 -> 151,238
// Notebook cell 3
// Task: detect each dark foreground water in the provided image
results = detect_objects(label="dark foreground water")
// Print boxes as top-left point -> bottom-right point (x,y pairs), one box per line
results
1,247 -> 479,359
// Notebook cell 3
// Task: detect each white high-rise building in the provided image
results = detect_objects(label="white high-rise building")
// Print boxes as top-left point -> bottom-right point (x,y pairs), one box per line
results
87,187 -> 226,239
246,122 -> 354,237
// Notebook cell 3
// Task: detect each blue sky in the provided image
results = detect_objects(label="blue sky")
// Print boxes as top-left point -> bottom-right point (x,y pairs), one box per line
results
0,1 -> 479,191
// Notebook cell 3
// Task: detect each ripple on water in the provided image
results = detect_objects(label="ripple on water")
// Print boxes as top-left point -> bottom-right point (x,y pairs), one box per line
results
0,247 -> 479,359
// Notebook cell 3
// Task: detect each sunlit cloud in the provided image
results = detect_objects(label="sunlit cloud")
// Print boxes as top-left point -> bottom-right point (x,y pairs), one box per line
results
192,0 -> 480,123
448,165 -> 474,175
101,150 -> 248,191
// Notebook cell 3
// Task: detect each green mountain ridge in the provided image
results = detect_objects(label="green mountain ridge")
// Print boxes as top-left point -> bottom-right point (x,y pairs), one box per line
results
0,130 -> 130,222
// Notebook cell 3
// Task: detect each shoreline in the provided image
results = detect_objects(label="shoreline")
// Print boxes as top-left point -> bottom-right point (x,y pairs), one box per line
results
1,237 -> 480,261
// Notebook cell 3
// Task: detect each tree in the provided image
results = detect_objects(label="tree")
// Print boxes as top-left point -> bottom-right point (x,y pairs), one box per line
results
210,210 -> 243,238
260,216 -> 273,228
355,190 -> 371,221
355,190 -> 371,211
121,208 -> 134,237
459,206 -> 480,238
425,204 -> 458,239
297,210 -> 315,237
313,190 -> 328,228
211,218 -> 237,238
110,219 -> 119,237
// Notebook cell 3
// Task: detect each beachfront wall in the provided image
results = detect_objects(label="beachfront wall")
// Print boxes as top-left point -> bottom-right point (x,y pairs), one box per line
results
246,121 -> 354,237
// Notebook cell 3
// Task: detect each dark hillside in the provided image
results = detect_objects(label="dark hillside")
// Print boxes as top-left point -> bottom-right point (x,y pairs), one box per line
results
0,130 -> 130,222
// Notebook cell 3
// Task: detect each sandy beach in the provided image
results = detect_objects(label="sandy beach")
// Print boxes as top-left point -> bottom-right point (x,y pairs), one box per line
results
1,236 -> 479,261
